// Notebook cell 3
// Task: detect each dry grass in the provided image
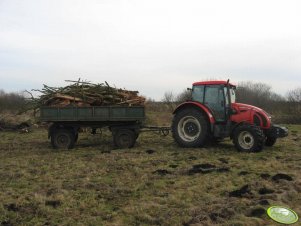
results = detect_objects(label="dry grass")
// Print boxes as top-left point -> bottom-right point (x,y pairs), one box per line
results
0,111 -> 35,130
0,113 -> 300,225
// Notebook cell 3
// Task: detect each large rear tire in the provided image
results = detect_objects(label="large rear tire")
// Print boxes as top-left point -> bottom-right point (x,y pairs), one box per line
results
172,108 -> 209,148
233,124 -> 264,152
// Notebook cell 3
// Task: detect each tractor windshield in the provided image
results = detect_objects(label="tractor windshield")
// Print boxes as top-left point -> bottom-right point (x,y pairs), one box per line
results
224,86 -> 236,104
192,84 -> 236,104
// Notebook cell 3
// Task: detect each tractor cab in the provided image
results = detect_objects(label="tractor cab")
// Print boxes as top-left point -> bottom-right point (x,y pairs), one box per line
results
191,81 -> 236,122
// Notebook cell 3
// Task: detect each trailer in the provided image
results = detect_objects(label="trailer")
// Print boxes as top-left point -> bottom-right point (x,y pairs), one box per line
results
40,106 -> 169,149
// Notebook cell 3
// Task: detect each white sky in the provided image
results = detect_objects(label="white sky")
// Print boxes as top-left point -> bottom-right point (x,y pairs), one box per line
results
0,0 -> 300,100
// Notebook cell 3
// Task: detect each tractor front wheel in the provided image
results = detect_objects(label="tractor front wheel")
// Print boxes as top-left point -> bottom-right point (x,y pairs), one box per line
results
233,124 -> 264,152
172,108 -> 209,148
265,136 -> 277,146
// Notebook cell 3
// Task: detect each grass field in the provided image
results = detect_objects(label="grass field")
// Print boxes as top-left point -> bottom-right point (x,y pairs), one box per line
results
0,114 -> 300,225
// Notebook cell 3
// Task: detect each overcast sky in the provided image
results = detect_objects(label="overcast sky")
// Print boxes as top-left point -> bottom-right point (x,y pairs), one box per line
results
0,0 -> 300,100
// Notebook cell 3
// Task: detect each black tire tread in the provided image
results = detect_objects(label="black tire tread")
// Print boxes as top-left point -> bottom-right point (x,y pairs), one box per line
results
233,124 -> 265,152
51,129 -> 75,149
265,136 -> 277,146
113,129 -> 136,149
172,108 -> 209,148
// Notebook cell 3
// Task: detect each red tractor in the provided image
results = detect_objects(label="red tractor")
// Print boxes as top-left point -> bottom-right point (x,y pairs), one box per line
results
172,80 -> 288,152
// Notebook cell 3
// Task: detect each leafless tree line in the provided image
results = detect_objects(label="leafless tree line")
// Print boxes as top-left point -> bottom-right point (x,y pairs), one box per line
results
0,90 -> 26,112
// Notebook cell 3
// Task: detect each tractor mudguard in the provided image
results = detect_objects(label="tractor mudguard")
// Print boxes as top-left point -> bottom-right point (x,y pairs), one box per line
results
173,101 -> 216,124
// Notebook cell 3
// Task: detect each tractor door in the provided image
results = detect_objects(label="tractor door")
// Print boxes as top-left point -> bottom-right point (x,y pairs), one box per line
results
204,85 -> 226,122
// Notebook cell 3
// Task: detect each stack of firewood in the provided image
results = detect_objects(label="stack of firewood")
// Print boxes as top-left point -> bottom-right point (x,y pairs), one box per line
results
27,79 -> 145,109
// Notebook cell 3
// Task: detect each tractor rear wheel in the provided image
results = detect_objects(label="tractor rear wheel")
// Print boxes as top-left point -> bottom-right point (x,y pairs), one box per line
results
172,108 -> 209,148
233,124 -> 264,152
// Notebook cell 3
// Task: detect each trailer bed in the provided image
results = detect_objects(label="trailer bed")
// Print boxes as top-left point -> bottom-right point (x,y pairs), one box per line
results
40,106 -> 145,122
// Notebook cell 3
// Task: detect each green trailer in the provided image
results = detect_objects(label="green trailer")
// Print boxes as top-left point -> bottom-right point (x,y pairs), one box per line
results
40,106 -> 145,122
40,106 -> 152,149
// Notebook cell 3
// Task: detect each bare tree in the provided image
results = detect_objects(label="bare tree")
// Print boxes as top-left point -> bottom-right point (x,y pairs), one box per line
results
162,91 -> 176,112
287,87 -> 301,102
286,87 -> 301,119
176,89 -> 192,103
236,82 -> 271,106
0,90 -> 26,112
236,81 -> 286,112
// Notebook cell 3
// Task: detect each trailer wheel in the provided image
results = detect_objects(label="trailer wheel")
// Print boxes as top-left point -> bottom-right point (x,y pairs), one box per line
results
233,124 -> 264,152
265,136 -> 277,146
51,129 -> 75,149
113,129 -> 136,149
172,108 -> 209,147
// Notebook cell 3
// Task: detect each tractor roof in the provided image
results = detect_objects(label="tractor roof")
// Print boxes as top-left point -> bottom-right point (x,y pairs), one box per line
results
193,80 -> 236,87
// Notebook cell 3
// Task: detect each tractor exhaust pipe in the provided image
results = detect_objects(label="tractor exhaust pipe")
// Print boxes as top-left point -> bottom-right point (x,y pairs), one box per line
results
226,79 -> 232,119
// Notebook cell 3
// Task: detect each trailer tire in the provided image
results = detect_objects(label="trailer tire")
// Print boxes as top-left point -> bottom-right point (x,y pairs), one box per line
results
113,129 -> 136,149
51,129 -> 75,149
172,108 -> 209,148
233,124 -> 264,152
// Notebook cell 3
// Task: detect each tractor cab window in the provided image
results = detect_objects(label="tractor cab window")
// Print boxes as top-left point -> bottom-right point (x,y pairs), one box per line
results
192,85 -> 205,103
224,86 -> 236,104
230,87 -> 236,103
204,85 -> 226,122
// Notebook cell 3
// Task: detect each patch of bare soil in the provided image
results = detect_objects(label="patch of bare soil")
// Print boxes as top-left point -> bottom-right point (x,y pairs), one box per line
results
229,184 -> 251,198
187,163 -> 230,175
152,169 -> 171,176
272,173 -> 293,182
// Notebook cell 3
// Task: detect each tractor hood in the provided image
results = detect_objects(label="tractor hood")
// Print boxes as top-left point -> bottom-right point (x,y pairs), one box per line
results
231,103 -> 271,128
232,103 -> 270,115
